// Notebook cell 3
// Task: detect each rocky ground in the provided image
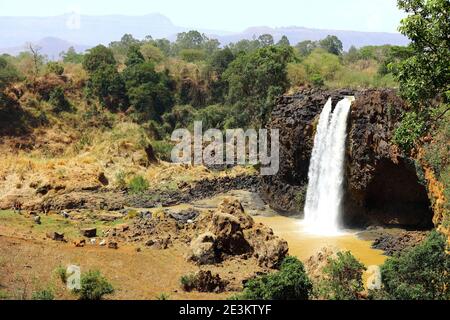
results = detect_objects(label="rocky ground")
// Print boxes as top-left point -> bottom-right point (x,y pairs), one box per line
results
0,191 -> 287,300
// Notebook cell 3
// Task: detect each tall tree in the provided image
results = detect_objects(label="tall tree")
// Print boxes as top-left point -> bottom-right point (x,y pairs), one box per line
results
318,35 -> 343,55
395,0 -> 450,107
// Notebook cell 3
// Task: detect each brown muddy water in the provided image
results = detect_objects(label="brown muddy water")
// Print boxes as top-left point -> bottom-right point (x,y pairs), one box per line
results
254,215 -> 387,267
172,190 -> 387,267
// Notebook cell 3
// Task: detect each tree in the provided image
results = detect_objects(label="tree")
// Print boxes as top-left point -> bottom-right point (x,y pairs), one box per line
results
319,251 -> 366,300
381,231 -> 449,300
83,45 -> 127,111
60,46 -> 84,64
318,35 -> 343,55
82,45 -> 116,73
125,45 -> 145,67
208,48 -> 235,103
223,45 -> 294,126
123,56 -> 174,120
109,34 -> 140,57
0,56 -> 20,91
88,64 -> 128,111
26,43 -> 44,79
395,0 -> 450,107
295,40 -> 317,57
277,35 -> 291,47
46,61 -> 64,76
235,257 -> 313,300
175,30 -> 207,50
258,34 -> 274,47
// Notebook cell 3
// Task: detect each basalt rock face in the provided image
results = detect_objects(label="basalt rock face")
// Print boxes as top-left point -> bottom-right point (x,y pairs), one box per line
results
261,88 -> 355,213
262,88 -> 434,228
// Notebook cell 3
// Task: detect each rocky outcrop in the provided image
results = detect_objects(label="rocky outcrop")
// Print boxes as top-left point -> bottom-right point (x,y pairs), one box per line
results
263,88 -> 434,228
186,199 -> 288,268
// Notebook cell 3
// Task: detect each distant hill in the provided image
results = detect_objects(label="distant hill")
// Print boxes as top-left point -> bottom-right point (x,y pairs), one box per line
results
0,37 -> 90,60
0,13 -> 409,58
217,26 -> 409,50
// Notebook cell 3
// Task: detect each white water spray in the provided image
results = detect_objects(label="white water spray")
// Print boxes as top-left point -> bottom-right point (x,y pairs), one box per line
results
304,96 -> 354,235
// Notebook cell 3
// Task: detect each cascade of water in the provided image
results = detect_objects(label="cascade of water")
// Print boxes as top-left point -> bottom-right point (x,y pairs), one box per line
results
304,96 -> 354,235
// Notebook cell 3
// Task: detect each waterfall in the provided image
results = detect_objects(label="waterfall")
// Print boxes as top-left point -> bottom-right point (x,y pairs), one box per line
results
304,96 -> 354,235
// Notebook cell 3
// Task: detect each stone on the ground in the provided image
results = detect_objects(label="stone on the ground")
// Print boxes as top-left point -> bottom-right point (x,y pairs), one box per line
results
186,232 -> 217,265
46,232 -> 65,242
366,265 -> 382,290
108,241 -> 118,249
80,228 -> 97,238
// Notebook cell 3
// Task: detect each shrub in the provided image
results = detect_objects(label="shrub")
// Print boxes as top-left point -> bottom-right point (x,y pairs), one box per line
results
49,87 -> 71,113
393,111 -> 426,153
55,265 -> 67,284
236,256 -> 313,300
180,274 -> 197,292
156,293 -> 171,300
74,270 -> 114,300
380,231 -> 450,300
310,74 -> 324,87
31,289 -> 54,300
46,62 -> 64,76
152,140 -> 173,162
319,251 -> 366,300
127,175 -> 150,194
115,171 -> 127,190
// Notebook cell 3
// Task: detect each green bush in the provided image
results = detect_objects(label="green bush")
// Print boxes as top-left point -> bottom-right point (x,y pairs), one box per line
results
127,175 -> 150,194
55,265 -> 67,284
115,171 -> 127,190
46,62 -> 64,76
180,273 -> 197,292
74,270 -> 114,300
393,111 -> 426,153
318,251 -> 366,300
236,256 -> 313,300
49,87 -> 71,113
31,289 -> 55,300
380,231 -> 450,300
152,140 -> 174,162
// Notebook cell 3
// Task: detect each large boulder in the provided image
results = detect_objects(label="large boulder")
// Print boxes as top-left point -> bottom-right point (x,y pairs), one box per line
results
186,232 -> 217,265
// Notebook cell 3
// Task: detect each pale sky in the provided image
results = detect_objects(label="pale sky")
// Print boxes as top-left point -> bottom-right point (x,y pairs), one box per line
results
0,0 -> 406,33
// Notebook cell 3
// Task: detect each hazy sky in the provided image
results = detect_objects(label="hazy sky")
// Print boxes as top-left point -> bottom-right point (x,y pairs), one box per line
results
0,0 -> 406,33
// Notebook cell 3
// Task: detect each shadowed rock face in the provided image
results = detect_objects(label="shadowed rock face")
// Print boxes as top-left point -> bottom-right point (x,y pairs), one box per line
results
262,88 -> 433,228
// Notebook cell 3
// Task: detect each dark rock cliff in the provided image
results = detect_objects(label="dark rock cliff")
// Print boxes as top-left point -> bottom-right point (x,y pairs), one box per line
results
262,88 -> 433,228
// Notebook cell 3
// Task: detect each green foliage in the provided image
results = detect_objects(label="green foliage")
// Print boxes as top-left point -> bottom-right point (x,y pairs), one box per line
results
156,293 -> 171,300
179,49 -> 206,62
236,257 -> 313,300
46,61 -> 64,76
424,105 -> 450,177
294,185 -> 308,211
31,289 -> 54,300
87,64 -> 128,111
123,57 -> 174,120
395,0 -> 450,106
74,270 -> 114,300
115,171 -> 127,190
180,273 -> 198,292
55,265 -> 67,284
61,46 -> 84,64
223,45 -> 294,126
380,231 -> 450,300
319,251 -> 366,300
127,175 -> 150,194
83,45 -> 116,73
393,111 -> 426,153
0,56 -> 21,91
318,35 -> 343,55
49,87 -> 71,113
152,140 -> 174,162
